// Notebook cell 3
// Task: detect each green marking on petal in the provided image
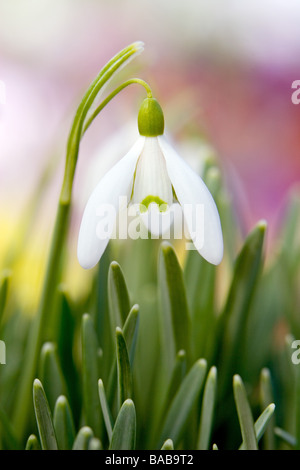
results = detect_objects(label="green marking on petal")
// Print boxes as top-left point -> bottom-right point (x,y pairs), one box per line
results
140,196 -> 168,213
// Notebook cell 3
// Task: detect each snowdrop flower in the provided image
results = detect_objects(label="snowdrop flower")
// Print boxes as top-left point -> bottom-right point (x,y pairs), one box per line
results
77,97 -> 223,269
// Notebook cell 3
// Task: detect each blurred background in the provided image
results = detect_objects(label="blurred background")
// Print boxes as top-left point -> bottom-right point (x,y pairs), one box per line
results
0,0 -> 300,312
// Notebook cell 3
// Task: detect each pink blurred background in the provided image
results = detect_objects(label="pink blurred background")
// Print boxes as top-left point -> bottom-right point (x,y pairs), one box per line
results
1,0 -> 300,250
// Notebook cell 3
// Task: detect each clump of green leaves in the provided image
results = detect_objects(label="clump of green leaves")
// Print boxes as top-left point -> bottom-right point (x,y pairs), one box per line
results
0,189 -> 299,449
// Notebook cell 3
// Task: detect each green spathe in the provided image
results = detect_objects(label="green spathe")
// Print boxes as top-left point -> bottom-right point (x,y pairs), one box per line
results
138,98 -> 164,136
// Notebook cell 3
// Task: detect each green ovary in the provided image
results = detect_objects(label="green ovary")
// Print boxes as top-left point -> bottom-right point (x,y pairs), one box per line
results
140,195 -> 168,213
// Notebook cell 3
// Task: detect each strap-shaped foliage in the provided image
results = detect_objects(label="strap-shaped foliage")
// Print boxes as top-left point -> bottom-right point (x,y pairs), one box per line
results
109,399 -> 136,450
33,379 -> 58,450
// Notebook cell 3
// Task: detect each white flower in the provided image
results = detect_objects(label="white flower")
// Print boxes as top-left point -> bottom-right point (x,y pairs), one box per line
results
77,98 -> 223,269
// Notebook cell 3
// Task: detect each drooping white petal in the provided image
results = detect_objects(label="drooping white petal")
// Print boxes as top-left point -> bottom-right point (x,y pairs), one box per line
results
77,137 -> 145,269
158,136 -> 223,265
132,137 -> 173,209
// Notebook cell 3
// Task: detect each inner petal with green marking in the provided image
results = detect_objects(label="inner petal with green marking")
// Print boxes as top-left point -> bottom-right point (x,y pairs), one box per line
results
132,137 -> 173,212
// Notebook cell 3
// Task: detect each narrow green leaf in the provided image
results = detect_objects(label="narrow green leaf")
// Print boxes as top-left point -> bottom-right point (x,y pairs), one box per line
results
254,403 -> 276,442
39,342 -> 67,413
108,261 -> 130,329
185,252 -> 216,360
25,434 -> 41,450
116,327 -> 132,409
80,42 -> 144,137
217,221 -> 267,394
158,242 -> 191,370
81,313 -> 102,438
53,395 -> 76,450
109,399 -> 136,450
197,366 -> 217,450
55,286 -> 80,415
239,403 -> 276,449
107,304 -> 139,406
259,368 -> 276,449
210,168 -> 239,265
91,246 -> 111,352
233,375 -> 257,450
98,379 -> 113,441
72,426 -> 94,450
183,167 -> 221,361
162,350 -> 187,415
123,304 -> 140,367
62,41 -> 144,202
0,269 -> 11,326
161,439 -> 174,450
33,379 -> 58,450
159,359 -> 207,447
274,427 -> 296,448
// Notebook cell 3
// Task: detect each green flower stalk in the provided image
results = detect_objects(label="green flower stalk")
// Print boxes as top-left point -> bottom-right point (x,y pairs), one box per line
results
12,41 -> 147,441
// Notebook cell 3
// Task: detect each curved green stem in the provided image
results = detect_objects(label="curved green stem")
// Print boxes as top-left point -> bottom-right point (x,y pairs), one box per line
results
60,44 -> 145,204
83,78 -> 153,134
12,41 -> 145,442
